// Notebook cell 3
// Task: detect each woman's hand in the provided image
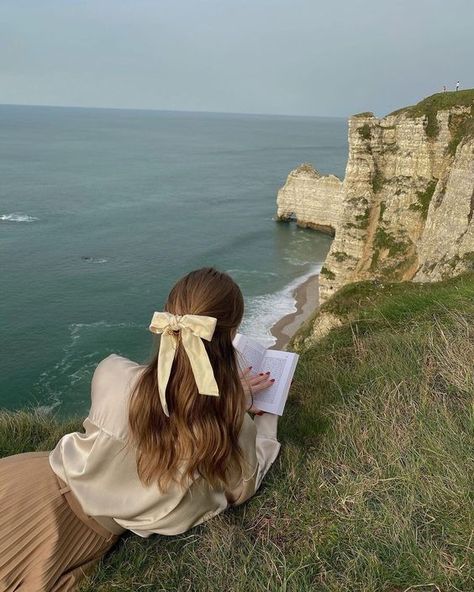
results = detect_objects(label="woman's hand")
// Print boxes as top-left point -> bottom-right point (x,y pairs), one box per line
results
239,367 -> 275,415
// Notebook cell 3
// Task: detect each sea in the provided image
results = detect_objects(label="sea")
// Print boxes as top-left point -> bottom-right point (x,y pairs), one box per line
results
0,105 -> 348,418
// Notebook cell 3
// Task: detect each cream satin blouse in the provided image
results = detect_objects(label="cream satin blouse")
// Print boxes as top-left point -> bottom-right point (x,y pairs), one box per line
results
49,354 -> 281,538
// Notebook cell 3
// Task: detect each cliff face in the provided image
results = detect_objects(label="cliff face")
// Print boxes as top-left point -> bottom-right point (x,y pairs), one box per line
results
277,91 -> 474,303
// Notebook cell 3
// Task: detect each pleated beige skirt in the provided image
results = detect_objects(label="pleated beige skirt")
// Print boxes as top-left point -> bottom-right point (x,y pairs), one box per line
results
0,450 -> 122,592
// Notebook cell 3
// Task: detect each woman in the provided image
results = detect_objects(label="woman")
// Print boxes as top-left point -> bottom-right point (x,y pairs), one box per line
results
0,267 -> 280,591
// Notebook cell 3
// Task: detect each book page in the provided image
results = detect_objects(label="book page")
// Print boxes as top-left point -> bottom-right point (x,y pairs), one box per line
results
233,333 -> 299,415
253,349 -> 297,415
233,333 -> 265,371
252,357 -> 286,405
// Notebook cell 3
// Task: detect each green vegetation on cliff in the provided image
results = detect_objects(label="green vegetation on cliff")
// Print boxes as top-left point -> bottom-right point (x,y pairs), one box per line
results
390,89 -> 474,117
409,180 -> 438,218
320,265 -> 336,280
371,166 -> 385,193
1,272 -> 473,591
447,104 -> 474,155
357,123 -> 371,140
353,111 -> 374,119
369,227 -> 411,274
389,89 -> 474,139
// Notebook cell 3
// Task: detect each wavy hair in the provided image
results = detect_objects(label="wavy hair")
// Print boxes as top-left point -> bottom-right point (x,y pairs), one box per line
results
126,267 -> 248,492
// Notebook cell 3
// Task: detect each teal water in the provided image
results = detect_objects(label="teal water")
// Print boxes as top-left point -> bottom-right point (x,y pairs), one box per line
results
0,105 -> 347,418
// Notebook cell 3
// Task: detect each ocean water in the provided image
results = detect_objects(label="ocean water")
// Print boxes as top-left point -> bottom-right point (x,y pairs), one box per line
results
0,105 -> 347,418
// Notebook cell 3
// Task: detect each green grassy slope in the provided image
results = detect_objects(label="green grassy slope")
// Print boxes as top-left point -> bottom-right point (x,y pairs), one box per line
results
388,89 -> 474,139
389,89 -> 474,117
1,272 -> 473,591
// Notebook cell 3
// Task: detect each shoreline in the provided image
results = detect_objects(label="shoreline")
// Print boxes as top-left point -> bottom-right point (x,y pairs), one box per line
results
269,273 -> 320,349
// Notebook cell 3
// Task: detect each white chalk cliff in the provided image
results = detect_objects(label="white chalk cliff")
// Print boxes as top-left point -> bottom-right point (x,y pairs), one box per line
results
277,91 -> 474,304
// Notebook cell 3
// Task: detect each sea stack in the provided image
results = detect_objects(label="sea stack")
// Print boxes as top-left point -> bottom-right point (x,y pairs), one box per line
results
276,91 -> 474,303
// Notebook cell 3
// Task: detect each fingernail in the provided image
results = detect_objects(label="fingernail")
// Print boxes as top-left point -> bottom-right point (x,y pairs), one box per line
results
265,371 -> 270,375
248,366 -> 252,370
270,379 -> 275,382
259,373 -> 264,376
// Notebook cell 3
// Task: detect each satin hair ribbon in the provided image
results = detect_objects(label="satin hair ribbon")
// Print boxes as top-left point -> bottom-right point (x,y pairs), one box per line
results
148,312 -> 220,416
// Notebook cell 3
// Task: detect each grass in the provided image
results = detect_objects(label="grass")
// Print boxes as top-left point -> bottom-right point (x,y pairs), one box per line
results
373,227 -> 409,256
389,89 -> 474,139
332,251 -> 350,263
354,208 -> 370,229
348,197 -> 369,207
353,112 -> 374,119
320,266 -> 336,280
379,201 -> 386,221
345,207 -> 371,231
447,105 -> 474,156
372,167 -> 385,193
358,123 -> 371,140
1,272 -> 474,591
408,180 -> 438,218
0,410 -> 83,457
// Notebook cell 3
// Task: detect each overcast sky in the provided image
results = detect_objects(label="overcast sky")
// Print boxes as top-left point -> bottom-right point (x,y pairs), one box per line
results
1,0 -> 473,118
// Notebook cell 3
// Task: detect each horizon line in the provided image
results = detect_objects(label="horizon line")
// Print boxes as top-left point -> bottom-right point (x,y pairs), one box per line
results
0,101 -> 348,120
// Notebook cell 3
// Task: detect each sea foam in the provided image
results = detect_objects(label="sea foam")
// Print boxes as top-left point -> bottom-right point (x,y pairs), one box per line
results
0,212 -> 39,222
240,265 -> 322,347
81,256 -> 109,264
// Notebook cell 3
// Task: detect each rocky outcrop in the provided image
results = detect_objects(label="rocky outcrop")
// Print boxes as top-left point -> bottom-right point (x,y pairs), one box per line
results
276,164 -> 344,236
276,91 -> 474,303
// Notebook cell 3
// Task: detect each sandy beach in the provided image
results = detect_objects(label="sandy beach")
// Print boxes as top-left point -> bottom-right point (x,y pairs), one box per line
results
270,273 -> 320,349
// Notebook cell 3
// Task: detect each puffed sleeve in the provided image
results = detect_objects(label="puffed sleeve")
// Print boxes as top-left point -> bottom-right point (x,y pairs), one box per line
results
229,413 -> 280,506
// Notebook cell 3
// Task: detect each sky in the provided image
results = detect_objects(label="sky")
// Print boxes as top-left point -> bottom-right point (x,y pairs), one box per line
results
1,0 -> 473,118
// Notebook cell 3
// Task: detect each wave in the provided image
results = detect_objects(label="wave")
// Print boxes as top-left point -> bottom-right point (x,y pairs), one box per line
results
282,256 -> 313,267
81,256 -> 108,264
240,265 -> 322,347
226,268 -> 278,278
32,320 -> 142,413
68,320 -> 141,339
0,212 -> 39,222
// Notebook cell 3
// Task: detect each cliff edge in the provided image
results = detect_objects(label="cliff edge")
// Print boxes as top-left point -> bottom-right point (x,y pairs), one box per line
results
277,90 -> 474,303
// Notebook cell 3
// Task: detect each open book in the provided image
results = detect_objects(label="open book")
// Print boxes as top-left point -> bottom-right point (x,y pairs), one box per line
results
232,333 -> 299,415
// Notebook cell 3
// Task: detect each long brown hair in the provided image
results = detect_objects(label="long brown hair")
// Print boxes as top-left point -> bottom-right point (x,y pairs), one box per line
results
126,267 -> 247,492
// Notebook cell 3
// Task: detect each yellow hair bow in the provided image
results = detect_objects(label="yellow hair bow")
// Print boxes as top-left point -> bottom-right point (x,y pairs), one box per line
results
148,312 -> 220,417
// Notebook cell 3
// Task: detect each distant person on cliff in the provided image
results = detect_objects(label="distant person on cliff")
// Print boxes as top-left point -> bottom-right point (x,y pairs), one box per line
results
0,267 -> 279,591
443,85 -> 447,92
456,81 -> 460,91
